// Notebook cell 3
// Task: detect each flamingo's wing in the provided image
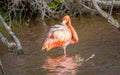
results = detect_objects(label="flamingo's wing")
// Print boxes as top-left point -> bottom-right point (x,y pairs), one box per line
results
41,25 -> 71,51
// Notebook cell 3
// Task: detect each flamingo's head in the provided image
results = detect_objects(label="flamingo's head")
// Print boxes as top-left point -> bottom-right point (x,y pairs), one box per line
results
61,15 -> 70,25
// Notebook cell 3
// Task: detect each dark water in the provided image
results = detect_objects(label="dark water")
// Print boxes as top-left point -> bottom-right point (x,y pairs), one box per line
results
0,16 -> 120,75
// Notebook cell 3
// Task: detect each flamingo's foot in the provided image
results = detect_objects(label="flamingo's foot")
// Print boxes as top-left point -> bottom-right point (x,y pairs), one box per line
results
63,54 -> 67,57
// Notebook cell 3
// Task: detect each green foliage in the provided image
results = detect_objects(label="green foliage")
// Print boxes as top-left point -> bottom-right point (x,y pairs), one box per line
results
48,3 -> 58,10
0,11 -> 22,26
54,0 -> 62,3
12,16 -> 21,26
0,12 -> 9,22
48,0 -> 62,10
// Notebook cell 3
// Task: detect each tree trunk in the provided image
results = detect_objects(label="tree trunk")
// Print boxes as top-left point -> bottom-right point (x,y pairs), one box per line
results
0,33 -> 16,49
84,0 -> 120,6
94,0 -> 120,6
0,60 -> 4,74
0,15 -> 23,55
91,0 -> 120,29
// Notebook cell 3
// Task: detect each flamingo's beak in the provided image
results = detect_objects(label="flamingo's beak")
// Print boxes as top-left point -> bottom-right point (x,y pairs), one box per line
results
61,21 -> 67,25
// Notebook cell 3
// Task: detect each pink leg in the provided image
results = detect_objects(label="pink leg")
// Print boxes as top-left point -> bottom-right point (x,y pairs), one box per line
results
63,46 -> 67,57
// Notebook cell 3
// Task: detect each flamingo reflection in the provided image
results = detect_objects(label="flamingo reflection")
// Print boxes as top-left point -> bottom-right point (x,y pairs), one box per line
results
42,56 -> 82,75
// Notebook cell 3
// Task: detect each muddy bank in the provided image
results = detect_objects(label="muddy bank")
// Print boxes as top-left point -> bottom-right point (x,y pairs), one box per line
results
0,15 -> 120,75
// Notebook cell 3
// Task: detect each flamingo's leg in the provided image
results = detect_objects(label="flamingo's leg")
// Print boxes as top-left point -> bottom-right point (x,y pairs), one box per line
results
63,46 -> 67,57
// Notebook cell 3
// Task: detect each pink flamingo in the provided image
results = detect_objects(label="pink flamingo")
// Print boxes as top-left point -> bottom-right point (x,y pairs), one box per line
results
41,15 -> 79,56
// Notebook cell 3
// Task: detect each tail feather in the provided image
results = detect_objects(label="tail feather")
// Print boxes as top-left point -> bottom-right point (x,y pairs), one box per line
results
41,44 -> 45,51
41,39 -> 49,51
41,38 -> 54,51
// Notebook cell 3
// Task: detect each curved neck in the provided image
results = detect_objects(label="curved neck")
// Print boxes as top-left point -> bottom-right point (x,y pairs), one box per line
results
68,17 -> 72,27
67,17 -> 79,44
67,17 -> 74,31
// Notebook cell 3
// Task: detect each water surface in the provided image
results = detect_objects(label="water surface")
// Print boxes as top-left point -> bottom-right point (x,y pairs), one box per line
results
0,16 -> 120,75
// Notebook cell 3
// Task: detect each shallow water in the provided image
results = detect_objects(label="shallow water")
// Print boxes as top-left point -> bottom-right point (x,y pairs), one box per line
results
0,16 -> 120,75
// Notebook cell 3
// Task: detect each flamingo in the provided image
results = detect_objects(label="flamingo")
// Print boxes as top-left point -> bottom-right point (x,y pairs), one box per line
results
41,15 -> 79,57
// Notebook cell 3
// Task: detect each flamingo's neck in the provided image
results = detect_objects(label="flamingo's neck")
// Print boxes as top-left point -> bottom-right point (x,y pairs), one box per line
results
67,18 -> 79,44
67,18 -> 73,30
68,18 -> 72,27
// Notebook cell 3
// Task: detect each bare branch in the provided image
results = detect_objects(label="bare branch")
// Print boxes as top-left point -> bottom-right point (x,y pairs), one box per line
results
108,0 -> 114,21
0,59 -> 4,74
0,33 -> 16,49
80,3 -> 96,12
91,0 -> 120,29
0,15 -> 23,54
